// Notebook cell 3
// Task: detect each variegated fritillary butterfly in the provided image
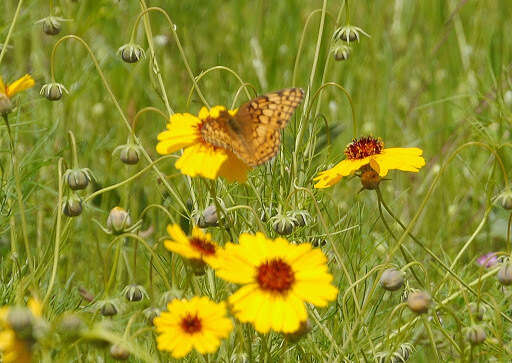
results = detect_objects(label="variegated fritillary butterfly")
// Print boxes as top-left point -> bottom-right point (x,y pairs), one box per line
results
200,88 -> 304,167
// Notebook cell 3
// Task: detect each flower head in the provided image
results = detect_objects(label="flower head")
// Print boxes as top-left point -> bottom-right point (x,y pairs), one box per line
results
156,106 -> 250,182
153,296 -> 233,359
314,136 -> 425,188
163,224 -> 222,269
215,233 -> 338,334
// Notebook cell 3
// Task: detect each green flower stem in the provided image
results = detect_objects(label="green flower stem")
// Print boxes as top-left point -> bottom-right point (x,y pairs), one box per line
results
43,158 -> 65,305
105,239 -> 122,297
131,106 -> 169,136
2,114 -> 33,272
225,205 -> 266,232
422,314 -> 441,361
208,180 -> 235,241
0,0 -> 23,66
48,35 -> 188,214
67,130 -> 79,169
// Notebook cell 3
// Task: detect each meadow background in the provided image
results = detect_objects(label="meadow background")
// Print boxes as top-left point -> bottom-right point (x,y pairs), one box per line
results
1,0 -> 512,361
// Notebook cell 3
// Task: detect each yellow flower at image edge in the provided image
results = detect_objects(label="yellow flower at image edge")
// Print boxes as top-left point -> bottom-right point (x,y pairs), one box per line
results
215,233 -> 338,334
156,106 -> 250,182
163,224 -> 222,268
0,298 -> 42,363
153,296 -> 233,359
0,74 -> 35,99
314,136 -> 426,188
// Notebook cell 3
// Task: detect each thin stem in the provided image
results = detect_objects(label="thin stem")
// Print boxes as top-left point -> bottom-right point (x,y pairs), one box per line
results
67,130 -> 80,168
0,0 -> 23,66
132,106 -> 168,135
43,158 -> 65,306
422,315 -> 441,361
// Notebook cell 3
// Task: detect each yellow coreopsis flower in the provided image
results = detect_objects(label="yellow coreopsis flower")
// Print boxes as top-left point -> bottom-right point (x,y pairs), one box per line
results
215,233 -> 338,334
0,298 -> 41,363
156,106 -> 250,182
0,74 -> 35,115
314,136 -> 425,188
153,296 -> 233,359
163,224 -> 222,269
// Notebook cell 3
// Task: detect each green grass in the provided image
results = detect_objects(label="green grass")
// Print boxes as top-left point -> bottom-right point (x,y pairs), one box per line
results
2,0 -> 512,361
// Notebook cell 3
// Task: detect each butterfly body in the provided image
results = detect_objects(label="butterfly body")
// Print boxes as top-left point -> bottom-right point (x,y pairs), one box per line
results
200,88 -> 304,167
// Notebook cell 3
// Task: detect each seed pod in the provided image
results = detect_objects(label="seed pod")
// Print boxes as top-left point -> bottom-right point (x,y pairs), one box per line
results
99,301 -> 118,317
465,325 -> 486,345
110,344 -> 130,360
118,44 -> 146,64
122,284 -> 147,302
63,195 -> 83,217
65,168 -> 91,190
379,268 -> 405,291
407,291 -> 431,314
40,82 -> 68,101
468,302 -> 485,321
497,262 -> 512,286
107,207 -> 132,234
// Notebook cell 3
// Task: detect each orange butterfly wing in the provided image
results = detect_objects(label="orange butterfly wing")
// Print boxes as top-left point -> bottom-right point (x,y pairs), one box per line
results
200,88 -> 304,166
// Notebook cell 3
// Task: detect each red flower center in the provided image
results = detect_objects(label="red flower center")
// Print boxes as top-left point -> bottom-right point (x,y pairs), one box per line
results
344,136 -> 384,160
190,237 -> 216,256
257,259 -> 295,293
180,313 -> 202,334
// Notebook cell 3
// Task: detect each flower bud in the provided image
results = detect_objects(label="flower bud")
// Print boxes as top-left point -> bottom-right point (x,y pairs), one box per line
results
333,25 -> 369,43
63,195 -> 83,217
285,319 -> 311,342
291,210 -> 311,227
99,301 -> 118,317
113,143 -> 141,165
468,302 -> 485,321
41,16 -> 62,35
332,44 -> 351,61
498,189 -> 512,210
40,82 -> 68,101
392,343 -> 414,363
110,343 -> 130,360
7,307 -> 34,339
0,93 -> 13,115
271,214 -> 297,236
58,313 -> 85,339
107,207 -> 132,234
197,205 -> 218,228
407,291 -> 431,314
380,268 -> 405,291
118,44 -> 146,64
122,284 -> 147,302
465,325 -> 486,345
143,307 -> 161,325
497,262 -> 512,286
65,168 -> 91,190
311,238 -> 326,248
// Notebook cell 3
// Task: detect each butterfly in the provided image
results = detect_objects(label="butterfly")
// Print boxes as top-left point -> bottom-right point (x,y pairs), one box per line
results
200,88 -> 304,167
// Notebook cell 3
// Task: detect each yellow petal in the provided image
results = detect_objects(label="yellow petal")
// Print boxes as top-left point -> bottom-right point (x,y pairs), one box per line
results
175,143 -> 228,179
371,147 -> 425,177
6,74 -> 34,98
313,158 -> 369,188
0,76 -> 6,95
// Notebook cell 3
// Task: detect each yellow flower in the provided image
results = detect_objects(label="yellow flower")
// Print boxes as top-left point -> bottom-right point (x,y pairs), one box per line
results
215,233 -> 338,334
153,296 -> 233,358
0,74 -> 35,99
156,106 -> 250,182
163,224 -> 223,269
314,136 -> 425,188
0,299 -> 41,363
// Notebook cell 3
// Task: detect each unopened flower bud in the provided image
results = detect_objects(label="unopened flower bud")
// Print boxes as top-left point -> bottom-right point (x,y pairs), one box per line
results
110,343 -> 130,360
65,168 -> 91,190
41,16 -> 62,35
198,205 -> 218,227
407,291 -> 431,314
468,302 -> 485,321
465,325 -> 486,345
497,262 -> 512,286
333,44 -> 351,61
107,207 -> 132,234
380,268 -> 405,291
99,301 -> 118,317
63,195 -> 83,217
498,189 -> 512,210
333,25 -> 369,43
360,167 -> 381,190
392,343 -> 414,363
271,214 -> 297,236
114,143 -> 141,165
0,93 -> 13,115
143,307 -> 161,325
40,82 -> 68,101
291,210 -> 311,227
122,284 -> 147,302
7,307 -> 34,339
285,319 -> 311,342
118,44 -> 146,64
58,313 -> 85,335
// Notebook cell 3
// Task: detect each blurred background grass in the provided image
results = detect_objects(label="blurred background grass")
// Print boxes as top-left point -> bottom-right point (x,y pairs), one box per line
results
2,0 -> 512,361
